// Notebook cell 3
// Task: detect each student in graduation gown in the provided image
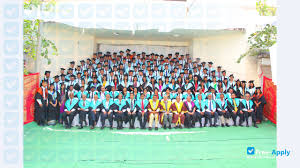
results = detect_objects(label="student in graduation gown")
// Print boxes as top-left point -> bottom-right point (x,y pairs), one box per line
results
227,93 -> 241,126
216,93 -> 230,127
77,94 -> 90,129
159,95 -> 173,129
63,92 -> 79,129
126,93 -> 137,129
183,96 -> 196,128
47,83 -> 59,125
58,83 -> 67,124
35,80 -> 48,126
100,94 -> 114,129
88,94 -> 102,129
109,87 -> 119,101
136,94 -> 149,129
113,94 -> 127,129
203,94 -> 219,127
240,92 -> 258,128
147,94 -> 161,130
194,94 -> 205,127
252,87 -> 266,124
171,96 -> 185,128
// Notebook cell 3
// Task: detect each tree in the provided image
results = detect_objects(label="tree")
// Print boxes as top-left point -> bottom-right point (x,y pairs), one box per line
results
237,0 -> 277,63
24,0 -> 58,74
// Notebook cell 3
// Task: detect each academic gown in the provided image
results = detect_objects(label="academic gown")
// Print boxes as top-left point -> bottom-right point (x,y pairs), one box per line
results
252,94 -> 267,121
170,101 -> 186,124
34,87 -> 48,124
47,90 -> 59,121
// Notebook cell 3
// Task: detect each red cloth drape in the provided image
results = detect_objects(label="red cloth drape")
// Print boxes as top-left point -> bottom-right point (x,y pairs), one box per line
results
24,73 -> 40,124
263,76 -> 277,124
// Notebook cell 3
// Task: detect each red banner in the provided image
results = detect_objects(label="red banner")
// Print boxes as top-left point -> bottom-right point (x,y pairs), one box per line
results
24,73 -> 40,124
263,76 -> 277,124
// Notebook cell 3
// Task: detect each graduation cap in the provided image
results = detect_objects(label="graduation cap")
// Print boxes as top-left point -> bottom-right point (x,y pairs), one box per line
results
249,80 -> 254,83
60,68 -> 65,71
175,52 -> 179,54
203,68 -> 208,71
142,52 -> 146,54
119,51 -> 124,53
241,80 -> 246,83
70,74 -> 76,78
60,74 -> 66,77
222,70 -> 226,73
217,66 -> 222,68
201,62 -> 206,64
211,70 -> 216,73
77,65 -> 81,68
146,55 -> 150,57
229,74 -> 234,77
113,52 -> 117,55
137,54 -> 141,56
87,58 -> 91,61
126,49 -> 131,52
54,75 -> 59,79
98,52 -> 102,54
208,62 -> 213,65
70,61 -> 75,64
256,87 -> 262,90
45,71 -> 50,75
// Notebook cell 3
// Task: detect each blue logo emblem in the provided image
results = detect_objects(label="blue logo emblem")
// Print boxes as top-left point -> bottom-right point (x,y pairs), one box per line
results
247,147 -> 255,155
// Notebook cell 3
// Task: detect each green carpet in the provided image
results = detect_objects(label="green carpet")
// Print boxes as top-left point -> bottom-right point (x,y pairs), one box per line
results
24,122 -> 276,168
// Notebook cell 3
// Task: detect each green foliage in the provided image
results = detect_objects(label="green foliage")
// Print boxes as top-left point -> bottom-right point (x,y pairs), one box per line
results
24,0 -> 57,70
256,0 -> 277,16
237,0 -> 277,63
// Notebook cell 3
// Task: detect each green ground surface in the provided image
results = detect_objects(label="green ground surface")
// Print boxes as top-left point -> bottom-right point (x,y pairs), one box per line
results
24,122 -> 276,168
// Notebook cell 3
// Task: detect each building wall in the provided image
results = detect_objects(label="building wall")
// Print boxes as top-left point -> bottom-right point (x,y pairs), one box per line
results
191,32 -> 261,86
28,22 -> 95,77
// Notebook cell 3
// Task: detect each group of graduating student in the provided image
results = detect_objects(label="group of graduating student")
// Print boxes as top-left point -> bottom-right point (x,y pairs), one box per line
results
35,49 -> 267,130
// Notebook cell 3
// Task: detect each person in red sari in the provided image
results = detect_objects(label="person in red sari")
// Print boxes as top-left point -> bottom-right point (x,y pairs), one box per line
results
252,87 -> 267,124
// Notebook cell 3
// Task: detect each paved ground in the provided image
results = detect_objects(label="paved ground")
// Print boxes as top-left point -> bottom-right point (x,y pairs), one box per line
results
24,121 -> 276,168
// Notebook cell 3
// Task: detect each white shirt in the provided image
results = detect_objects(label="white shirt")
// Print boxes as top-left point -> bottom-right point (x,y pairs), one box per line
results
187,101 -> 192,111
